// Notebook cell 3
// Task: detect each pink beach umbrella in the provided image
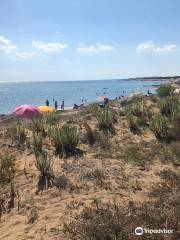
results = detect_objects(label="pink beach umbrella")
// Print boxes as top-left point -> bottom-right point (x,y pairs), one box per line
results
99,96 -> 108,101
13,105 -> 42,119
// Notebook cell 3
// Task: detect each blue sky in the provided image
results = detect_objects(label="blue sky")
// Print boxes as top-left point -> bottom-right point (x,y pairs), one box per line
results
0,0 -> 180,81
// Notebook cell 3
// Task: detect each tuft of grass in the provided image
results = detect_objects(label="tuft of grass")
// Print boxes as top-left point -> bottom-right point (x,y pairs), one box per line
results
125,97 -> 152,129
86,103 -> 99,116
119,141 -> 154,167
157,84 -> 175,98
44,112 -> 60,126
63,197 -> 180,240
31,118 -> 46,136
53,174 -> 69,190
125,110 -> 139,132
0,151 -> 15,184
49,124 -> 79,156
130,99 -> 145,117
35,151 -> 54,193
96,107 -> 116,133
158,96 -> 180,119
7,120 -> 26,145
82,122 -> 96,145
31,133 -> 43,156
80,168 -> 106,185
150,114 -> 169,141
158,169 -> 180,188
63,202 -> 128,240
27,207 -> 38,224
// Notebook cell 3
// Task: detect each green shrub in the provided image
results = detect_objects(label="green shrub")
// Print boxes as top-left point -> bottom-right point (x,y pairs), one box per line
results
110,108 -> 118,123
35,151 -> 54,193
31,118 -> 46,136
158,97 -> 171,115
7,120 -> 26,144
131,100 -> 145,117
150,114 -> 169,141
83,122 -> 96,145
44,112 -> 60,125
0,151 -> 15,184
96,107 -> 115,133
126,98 -> 152,128
80,168 -> 106,185
126,110 -> 138,132
49,124 -> 79,155
63,202 -> 127,240
35,151 -> 53,175
31,134 -> 43,156
158,96 -> 180,118
86,103 -> 99,116
157,84 -> 175,98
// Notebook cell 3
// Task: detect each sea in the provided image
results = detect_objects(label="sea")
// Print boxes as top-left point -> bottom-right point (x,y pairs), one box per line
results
0,79 -> 163,114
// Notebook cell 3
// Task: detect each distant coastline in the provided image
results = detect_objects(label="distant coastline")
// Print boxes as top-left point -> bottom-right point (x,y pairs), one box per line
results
126,76 -> 180,82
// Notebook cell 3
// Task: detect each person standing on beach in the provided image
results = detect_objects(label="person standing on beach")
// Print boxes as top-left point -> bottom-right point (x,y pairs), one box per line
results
61,100 -> 64,110
46,99 -> 49,106
81,99 -> 84,107
85,99 -> 87,106
54,100 -> 58,110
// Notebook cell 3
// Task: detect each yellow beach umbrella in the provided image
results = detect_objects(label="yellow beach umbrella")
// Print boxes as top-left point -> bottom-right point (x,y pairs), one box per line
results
38,106 -> 55,113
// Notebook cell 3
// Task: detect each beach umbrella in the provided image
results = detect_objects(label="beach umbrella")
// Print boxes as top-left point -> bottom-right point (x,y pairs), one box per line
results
38,106 -> 55,113
99,96 -> 108,101
13,105 -> 42,119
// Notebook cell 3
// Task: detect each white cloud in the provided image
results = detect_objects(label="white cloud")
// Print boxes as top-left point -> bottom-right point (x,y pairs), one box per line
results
97,43 -> 114,51
155,44 -> 178,52
32,40 -> 67,52
0,35 -> 42,59
76,45 -> 98,54
0,35 -> 18,54
137,41 -> 178,53
76,43 -> 114,54
15,51 -> 42,59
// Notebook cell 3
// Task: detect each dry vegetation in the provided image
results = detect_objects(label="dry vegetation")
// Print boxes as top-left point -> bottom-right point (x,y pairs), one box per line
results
0,84 -> 179,240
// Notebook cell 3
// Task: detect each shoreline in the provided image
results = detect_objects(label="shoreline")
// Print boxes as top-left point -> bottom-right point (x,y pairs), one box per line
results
0,78 -> 176,115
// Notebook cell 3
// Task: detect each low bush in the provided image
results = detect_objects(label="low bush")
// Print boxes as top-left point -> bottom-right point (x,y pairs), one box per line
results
157,84 -> 175,98
119,141 -> 154,167
158,96 -> 180,119
130,99 -> 145,117
44,112 -> 60,125
35,151 -> 54,193
49,124 -> 79,156
63,198 -> 180,240
7,120 -> 26,144
80,168 -> 106,185
82,122 -> 96,145
31,118 -> 46,136
53,174 -> 69,190
63,202 -> 128,240
125,97 -> 152,129
96,107 -> 115,133
150,114 -> 169,141
0,151 -> 15,184
86,103 -> 99,116
31,133 -> 43,156
126,110 -> 138,132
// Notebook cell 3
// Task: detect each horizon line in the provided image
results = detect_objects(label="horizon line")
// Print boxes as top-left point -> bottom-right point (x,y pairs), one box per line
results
0,75 -> 179,83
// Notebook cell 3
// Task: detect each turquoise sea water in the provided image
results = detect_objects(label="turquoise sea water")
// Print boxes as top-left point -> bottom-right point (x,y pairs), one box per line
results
0,79 -> 162,114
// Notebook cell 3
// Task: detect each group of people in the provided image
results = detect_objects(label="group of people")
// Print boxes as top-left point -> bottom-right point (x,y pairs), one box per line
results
73,99 -> 87,110
45,98 -> 87,111
45,99 -> 64,110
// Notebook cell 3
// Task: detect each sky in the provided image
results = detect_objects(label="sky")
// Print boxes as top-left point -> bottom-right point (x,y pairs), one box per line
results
0,0 -> 180,81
